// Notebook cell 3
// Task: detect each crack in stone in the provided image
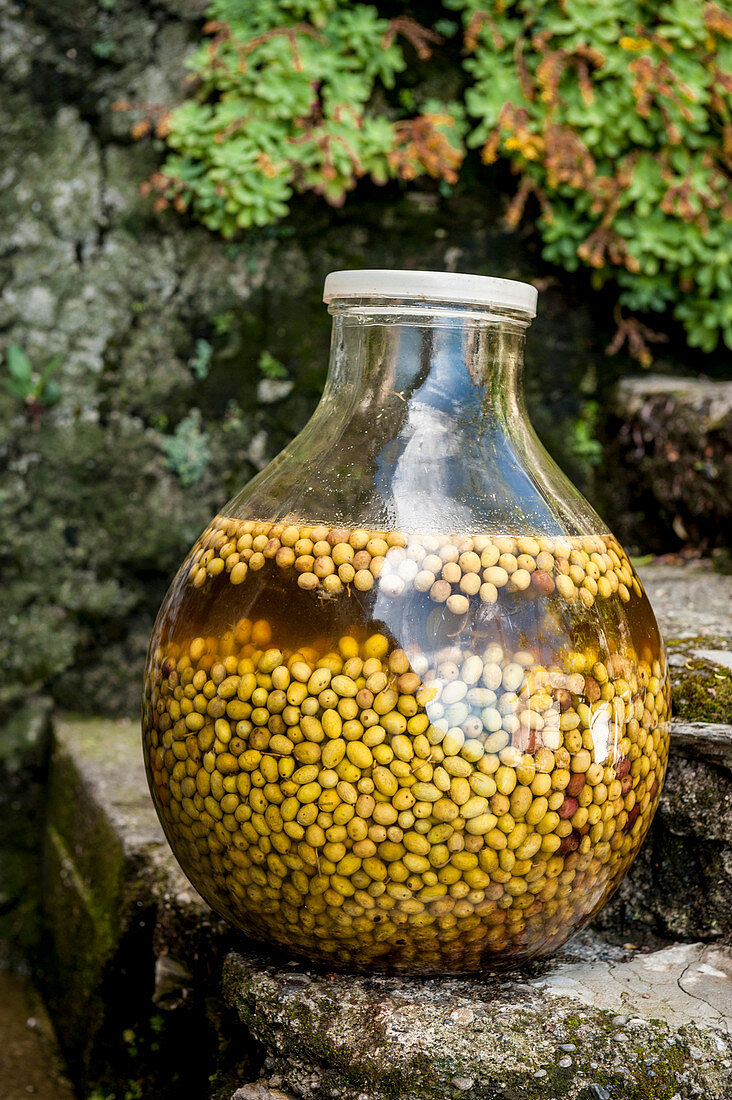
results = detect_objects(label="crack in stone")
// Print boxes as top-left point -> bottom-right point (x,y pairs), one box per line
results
676,951 -> 731,1035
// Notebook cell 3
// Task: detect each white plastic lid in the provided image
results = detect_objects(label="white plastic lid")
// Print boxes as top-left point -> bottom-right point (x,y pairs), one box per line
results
323,269 -> 538,316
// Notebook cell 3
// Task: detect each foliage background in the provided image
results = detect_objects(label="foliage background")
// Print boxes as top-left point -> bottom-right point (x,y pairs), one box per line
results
150,0 -> 732,359
1,0 -> 730,721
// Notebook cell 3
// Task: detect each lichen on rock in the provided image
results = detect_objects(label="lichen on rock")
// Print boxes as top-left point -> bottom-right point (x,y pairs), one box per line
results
222,939 -> 732,1100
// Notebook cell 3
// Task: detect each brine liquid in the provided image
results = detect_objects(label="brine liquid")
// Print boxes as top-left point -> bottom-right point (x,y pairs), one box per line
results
143,518 -> 669,973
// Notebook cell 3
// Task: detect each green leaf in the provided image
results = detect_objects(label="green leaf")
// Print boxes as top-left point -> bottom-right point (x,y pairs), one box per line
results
6,343 -> 32,385
3,376 -> 31,400
258,350 -> 288,379
41,380 -> 61,405
36,354 -> 62,398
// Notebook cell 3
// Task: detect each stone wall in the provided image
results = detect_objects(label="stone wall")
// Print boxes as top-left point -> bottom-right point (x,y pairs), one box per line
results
3,0 -> 726,725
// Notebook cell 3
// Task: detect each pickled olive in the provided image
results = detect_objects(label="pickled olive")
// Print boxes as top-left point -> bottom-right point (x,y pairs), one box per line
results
144,519 -> 669,974
182,520 -> 645,617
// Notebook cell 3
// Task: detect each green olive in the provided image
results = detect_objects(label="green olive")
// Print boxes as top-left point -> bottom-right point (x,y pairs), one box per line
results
144,518 -> 669,973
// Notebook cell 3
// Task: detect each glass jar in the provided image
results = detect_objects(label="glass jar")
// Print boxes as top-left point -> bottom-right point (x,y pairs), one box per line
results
143,270 -> 670,974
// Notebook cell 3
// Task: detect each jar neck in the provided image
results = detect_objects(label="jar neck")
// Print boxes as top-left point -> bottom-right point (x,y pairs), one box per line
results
326,302 -> 530,443
233,296 -> 603,536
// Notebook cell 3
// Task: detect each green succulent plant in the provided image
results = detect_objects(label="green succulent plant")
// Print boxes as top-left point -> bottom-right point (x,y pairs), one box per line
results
2,343 -> 61,422
450,0 -> 732,356
148,1 -> 465,235
143,0 -> 732,357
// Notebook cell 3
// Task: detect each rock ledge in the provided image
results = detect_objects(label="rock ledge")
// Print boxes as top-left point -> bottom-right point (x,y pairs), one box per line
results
223,936 -> 732,1100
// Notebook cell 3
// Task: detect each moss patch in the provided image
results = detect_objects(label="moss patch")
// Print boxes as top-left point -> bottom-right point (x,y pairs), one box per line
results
667,636 -> 732,723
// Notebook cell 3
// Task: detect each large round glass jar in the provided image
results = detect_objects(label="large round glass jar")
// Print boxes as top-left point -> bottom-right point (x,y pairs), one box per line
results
143,270 -> 670,974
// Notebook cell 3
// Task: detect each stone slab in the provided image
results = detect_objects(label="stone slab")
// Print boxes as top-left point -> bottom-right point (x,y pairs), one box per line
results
637,559 -> 731,642
670,720 -> 732,771
223,937 -> 732,1100
534,941 -> 732,1029
49,715 -> 186,887
617,375 -> 732,423
695,648 -> 732,672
